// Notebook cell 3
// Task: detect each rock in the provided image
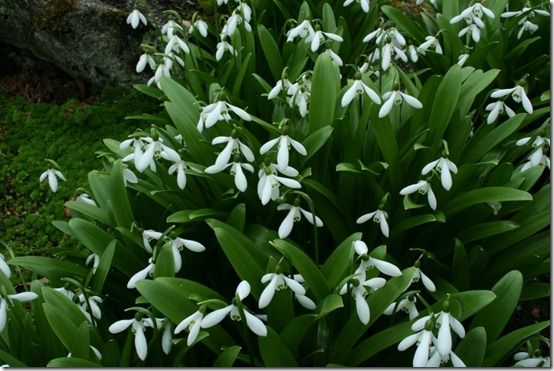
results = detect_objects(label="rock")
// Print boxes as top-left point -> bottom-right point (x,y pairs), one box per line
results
0,0 -> 198,87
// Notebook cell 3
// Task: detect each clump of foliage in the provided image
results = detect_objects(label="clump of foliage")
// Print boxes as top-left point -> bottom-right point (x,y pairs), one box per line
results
1,0 -> 550,367
0,88 -> 158,257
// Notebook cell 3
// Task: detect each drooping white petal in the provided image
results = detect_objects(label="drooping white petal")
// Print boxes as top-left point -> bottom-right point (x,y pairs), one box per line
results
427,186 -> 437,210
0,299 -> 7,332
259,275 -> 278,309
244,310 -> 267,336
236,280 -> 251,300
450,351 -> 466,367
419,270 -> 436,292
370,258 -> 402,277
398,332 -> 420,351
278,208 -> 297,239
295,294 -> 316,310
162,324 -> 172,354
356,211 -> 376,224
47,171 -> 59,192
440,164 -> 453,191
133,322 -> 148,361
283,276 -> 306,295
127,262 -> 154,289
400,93 -> 423,109
201,306 -> 234,328
8,292 -> 38,302
450,316 -> 466,338
299,208 -> 323,227
437,312 -> 452,357
109,318 -> 135,334
413,331 -> 431,367
378,93 -> 396,118
354,240 -> 368,256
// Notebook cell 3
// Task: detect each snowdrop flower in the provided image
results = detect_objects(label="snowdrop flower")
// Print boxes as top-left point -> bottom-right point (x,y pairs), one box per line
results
513,351 -> 551,367
78,293 -> 102,322
40,168 -> 66,192
324,49 -> 343,66
290,274 -> 317,309
457,53 -> 470,66
417,36 -> 443,55
127,9 -> 147,29
168,160 -> 187,190
459,23 -> 482,43
170,237 -> 205,273
0,255 -> 11,279
216,37 -> 237,61
398,320 -> 436,367
436,310 -> 466,360
260,135 -> 307,172
277,202 -> 323,239
136,53 -> 156,73
286,20 -> 315,42
356,209 -> 389,237
289,87 -> 310,117
490,85 -> 533,114
257,163 -> 302,205
341,79 -> 381,107
85,253 -> 100,273
384,296 -> 419,319
379,90 -> 423,118
421,157 -> 458,191
205,135 -> 255,174
109,316 -> 155,361
127,258 -> 155,289
76,193 -> 96,206
229,162 -> 255,192
408,45 -> 418,62
400,180 -> 437,210
353,240 -> 402,277
411,265 -> 436,292
339,273 -> 386,324
123,167 -> 138,186
201,281 -> 267,336
502,8 -> 549,39
0,292 -> 39,332
54,285 -> 74,300
268,78 -> 293,100
197,100 -> 251,132
521,146 -> 550,171
161,20 -> 183,38
141,229 -> 162,254
450,4 -> 495,25
121,138 -> 146,169
259,272 -> 313,309
148,58 -> 173,87
485,100 -> 515,124
189,19 -> 208,37
343,0 -> 370,13
174,309 -> 205,346
165,35 -> 190,55
380,43 -> 406,71
310,28 -> 343,52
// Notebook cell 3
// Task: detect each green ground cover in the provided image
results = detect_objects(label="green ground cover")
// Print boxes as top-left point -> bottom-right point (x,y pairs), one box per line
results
0,88 -> 159,257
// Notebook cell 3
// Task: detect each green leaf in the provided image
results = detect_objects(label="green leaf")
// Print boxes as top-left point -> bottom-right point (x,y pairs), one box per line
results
470,271 -> 523,343
483,321 -> 550,366
455,327 -> 487,366
47,357 -> 101,367
392,212 -> 445,235
134,84 -> 165,100
109,160 -> 135,229
8,257 -> 88,282
309,53 -> 340,131
452,239 -> 470,291
70,322 -> 91,359
167,209 -> 227,223
153,243 -> 175,278
91,240 -> 116,293
0,350 -> 26,367
257,25 -> 285,81
42,303 -> 79,351
213,346 -> 242,367
271,239 -> 330,301
258,327 -> 297,366
321,232 -> 361,289
64,200 -> 110,226
445,187 -> 532,216
300,126 -> 334,166
520,282 -> 550,301
206,219 -> 265,295
317,293 -> 344,319
321,3 -> 337,32
381,6 -> 426,41
88,171 -> 111,209
280,314 -> 316,355
458,220 -> 520,243
226,203 -> 246,232
42,287 -> 88,327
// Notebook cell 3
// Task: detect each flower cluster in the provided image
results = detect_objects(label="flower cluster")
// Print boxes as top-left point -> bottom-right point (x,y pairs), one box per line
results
450,3 -> 495,44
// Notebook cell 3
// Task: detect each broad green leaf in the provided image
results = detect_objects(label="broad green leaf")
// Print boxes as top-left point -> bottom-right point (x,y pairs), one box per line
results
321,3 -> 337,32
64,200 -> 110,226
8,257 -> 88,282
154,243 -> 175,278
470,271 -> 523,343
280,314 -> 316,355
321,232 -> 362,289
213,346 -> 242,367
167,209 -> 227,223
232,53 -> 253,97
42,303 -> 79,350
0,350 -> 26,367
520,282 -> 550,301
483,321 -> 550,366
42,287 -> 88,327
309,53 -> 340,131
70,322 -> 91,359
271,239 -> 330,301
381,6 -> 426,41
458,220 -> 520,243
444,187 -> 532,216
109,160 -> 135,229
206,219 -> 265,295
47,357 -> 101,367
226,203 -> 246,232
452,239 -> 470,291
317,294 -> 344,319
257,25 -> 285,81
88,171 -> 111,209
133,84 -> 165,100
455,327 -> 487,366
91,240 -> 116,293
301,126 -> 334,167
392,212 -> 445,236
456,68 -> 499,117
258,327 -> 297,366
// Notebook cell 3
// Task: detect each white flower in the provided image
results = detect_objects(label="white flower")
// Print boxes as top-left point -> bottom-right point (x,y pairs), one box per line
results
142,229 -> 162,253
485,100 -> 515,124
384,297 -> 419,319
259,273 -> 312,309
310,29 -> 343,52
174,310 -> 204,346
54,286 -> 74,300
379,90 -> 423,118
353,240 -> 402,277
276,203 -> 323,239
341,79 -> 381,107
165,35 -> 190,55
459,23 -> 482,43
136,53 -> 156,73
457,53 -> 470,66
421,157 -> 458,191
0,254 -> 11,279
417,36 -> 443,55
286,20 -> 315,42
40,168 -> 66,192
339,273 -> 386,324
127,9 -> 147,29
450,4 -> 495,25
85,253 -> 100,273
189,19 -> 209,37
268,79 -> 293,100
216,38 -> 237,61
259,135 -> 307,172
521,146 -> 550,172
201,281 -> 267,336
109,317 -> 155,361
161,20 -> 183,38
76,193 -> 96,206
205,136 -> 255,174
168,160 -> 187,190
78,293 -> 102,322
289,87 -> 310,117
408,45 -> 418,62
501,8 -> 550,19
343,0 -> 370,13
170,238 -> 205,273
412,266 -> 436,292
0,292 -> 39,332
400,180 -> 437,210
490,86 -> 533,114
127,258 -> 155,289
257,164 -> 301,205
513,351 -> 551,367
123,168 -> 138,186
398,323 -> 435,367
197,101 -> 251,132
436,311 -> 466,359
356,209 -> 389,237
325,49 -> 343,66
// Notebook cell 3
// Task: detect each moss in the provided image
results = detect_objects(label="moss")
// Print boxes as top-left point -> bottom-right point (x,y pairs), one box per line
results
35,0 -> 77,33
0,87 -> 160,258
